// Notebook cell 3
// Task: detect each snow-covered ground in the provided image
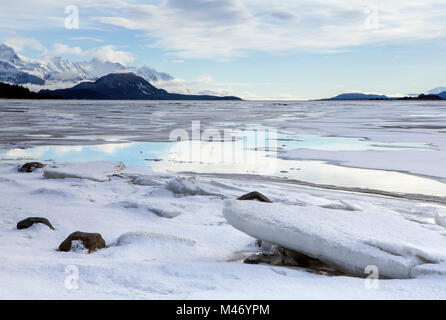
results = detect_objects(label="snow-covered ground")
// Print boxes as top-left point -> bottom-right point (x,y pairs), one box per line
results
0,161 -> 446,299
1,100 -> 446,299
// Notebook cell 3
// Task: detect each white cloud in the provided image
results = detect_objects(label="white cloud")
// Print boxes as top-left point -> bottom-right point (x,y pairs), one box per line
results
90,45 -> 134,65
91,0 -> 446,59
4,37 -> 47,54
2,1 -> 446,61
70,36 -> 104,43
52,43 -> 83,55
153,75 -> 214,94
197,89 -> 234,97
153,76 -> 293,99
237,91 -> 306,101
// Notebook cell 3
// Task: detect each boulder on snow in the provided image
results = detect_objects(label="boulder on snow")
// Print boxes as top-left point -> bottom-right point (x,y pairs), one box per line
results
19,162 -> 45,173
17,217 -> 55,230
59,231 -> 106,253
237,191 -> 272,203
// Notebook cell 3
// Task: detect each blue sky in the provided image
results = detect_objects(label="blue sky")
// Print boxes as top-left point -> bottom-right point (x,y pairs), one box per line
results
1,0 -> 446,99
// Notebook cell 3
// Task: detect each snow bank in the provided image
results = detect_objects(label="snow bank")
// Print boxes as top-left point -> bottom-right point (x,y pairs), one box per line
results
2,158 -> 446,299
223,200 -> 446,279
43,161 -> 125,182
116,231 -> 197,247
113,232 -> 200,261
118,200 -> 182,218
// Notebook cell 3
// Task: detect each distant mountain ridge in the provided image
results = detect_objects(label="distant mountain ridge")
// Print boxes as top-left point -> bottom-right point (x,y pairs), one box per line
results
323,93 -> 389,100
426,87 -> 446,99
324,91 -> 446,101
39,73 -> 241,100
427,87 -> 446,95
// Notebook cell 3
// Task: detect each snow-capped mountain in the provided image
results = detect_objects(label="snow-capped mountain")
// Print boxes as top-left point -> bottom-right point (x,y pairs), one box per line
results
0,44 -> 22,64
134,65 -> 173,83
427,87 -> 446,95
0,61 -> 45,85
0,44 -> 174,87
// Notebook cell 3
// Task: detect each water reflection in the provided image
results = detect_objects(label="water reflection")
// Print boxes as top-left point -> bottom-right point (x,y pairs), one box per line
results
0,134 -> 444,198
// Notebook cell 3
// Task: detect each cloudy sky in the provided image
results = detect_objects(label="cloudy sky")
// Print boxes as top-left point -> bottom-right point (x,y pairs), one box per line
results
2,0 -> 446,99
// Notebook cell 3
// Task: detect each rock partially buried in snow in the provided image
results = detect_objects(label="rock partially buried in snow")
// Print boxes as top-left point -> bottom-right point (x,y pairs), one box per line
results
17,217 -> 55,230
43,161 -> 125,182
223,200 -> 446,279
245,240 -> 344,276
19,162 -> 45,173
244,250 -> 344,276
59,231 -> 106,253
119,200 -> 181,218
237,191 -> 272,203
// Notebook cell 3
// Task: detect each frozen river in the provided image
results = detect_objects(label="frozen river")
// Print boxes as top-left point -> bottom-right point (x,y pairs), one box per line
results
1,99 -> 446,201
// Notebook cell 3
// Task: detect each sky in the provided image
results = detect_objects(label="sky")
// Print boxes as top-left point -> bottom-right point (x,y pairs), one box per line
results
1,0 -> 446,100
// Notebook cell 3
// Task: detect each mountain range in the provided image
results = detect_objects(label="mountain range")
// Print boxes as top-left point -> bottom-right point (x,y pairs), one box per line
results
324,92 -> 446,101
0,44 -> 173,87
2,43 -> 446,101
325,93 -> 389,100
39,73 -> 241,100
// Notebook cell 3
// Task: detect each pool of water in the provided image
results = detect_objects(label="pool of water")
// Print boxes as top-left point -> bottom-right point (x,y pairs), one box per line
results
1,136 -> 445,199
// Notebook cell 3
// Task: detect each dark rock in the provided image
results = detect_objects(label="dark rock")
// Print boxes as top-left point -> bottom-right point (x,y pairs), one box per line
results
244,253 -> 298,266
58,231 -> 106,253
19,162 -> 45,173
244,245 -> 345,276
237,191 -> 272,203
17,217 -> 55,230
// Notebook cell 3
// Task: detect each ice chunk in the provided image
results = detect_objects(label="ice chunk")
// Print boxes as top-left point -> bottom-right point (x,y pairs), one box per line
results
435,213 -> 446,229
223,200 -> 446,279
118,200 -> 182,218
43,161 -> 125,182
132,177 -> 165,187
320,200 -> 360,211
166,176 -> 223,197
